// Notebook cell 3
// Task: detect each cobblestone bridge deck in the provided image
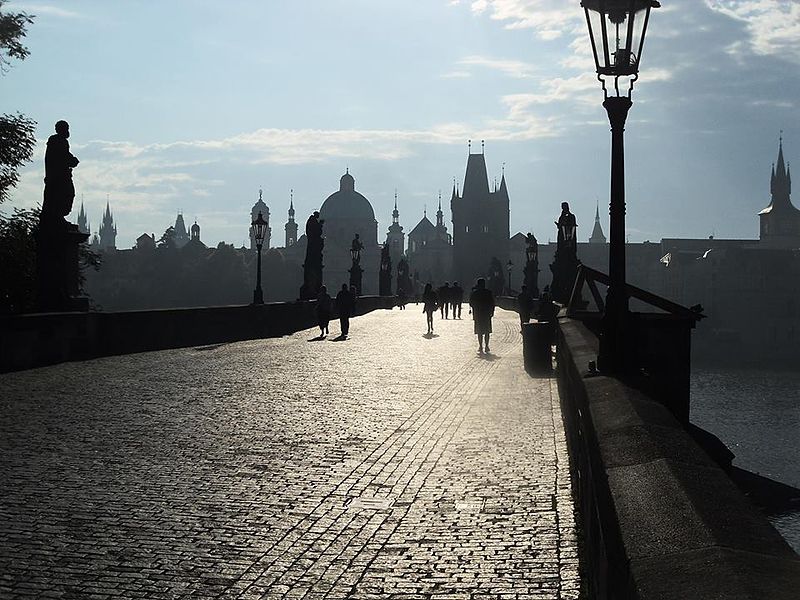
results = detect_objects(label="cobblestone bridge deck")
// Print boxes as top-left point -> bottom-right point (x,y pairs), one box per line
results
1,307 -> 580,599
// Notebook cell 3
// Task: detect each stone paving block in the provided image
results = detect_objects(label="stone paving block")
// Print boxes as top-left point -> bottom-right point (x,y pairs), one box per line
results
1,308 -> 580,599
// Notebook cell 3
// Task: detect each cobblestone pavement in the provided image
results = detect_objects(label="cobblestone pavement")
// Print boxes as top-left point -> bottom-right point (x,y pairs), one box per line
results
0,307 -> 580,599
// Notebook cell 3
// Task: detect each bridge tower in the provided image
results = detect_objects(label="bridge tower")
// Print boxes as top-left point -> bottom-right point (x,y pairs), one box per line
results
451,143 -> 510,287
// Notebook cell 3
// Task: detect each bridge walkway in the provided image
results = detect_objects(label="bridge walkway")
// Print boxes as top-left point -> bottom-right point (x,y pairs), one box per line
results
0,307 -> 580,599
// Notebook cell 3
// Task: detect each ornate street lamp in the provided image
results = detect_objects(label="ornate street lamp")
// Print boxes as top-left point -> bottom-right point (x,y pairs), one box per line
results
582,0 -> 659,372
506,260 -> 514,294
349,233 -> 364,295
524,233 -> 540,297
252,211 -> 268,304
525,236 -> 538,265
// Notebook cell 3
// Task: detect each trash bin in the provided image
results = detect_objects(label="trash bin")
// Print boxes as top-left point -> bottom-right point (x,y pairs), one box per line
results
522,321 -> 553,374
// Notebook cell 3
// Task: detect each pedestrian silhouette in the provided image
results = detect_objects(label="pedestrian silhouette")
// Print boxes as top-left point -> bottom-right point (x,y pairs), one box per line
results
397,287 -> 407,310
451,281 -> 463,319
335,283 -> 355,339
469,278 -> 495,353
422,283 -> 438,334
316,285 -> 332,337
438,282 -> 451,319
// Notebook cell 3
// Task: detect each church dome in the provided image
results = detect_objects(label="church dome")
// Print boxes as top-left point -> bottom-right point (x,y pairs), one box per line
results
251,189 -> 269,218
319,170 -> 376,222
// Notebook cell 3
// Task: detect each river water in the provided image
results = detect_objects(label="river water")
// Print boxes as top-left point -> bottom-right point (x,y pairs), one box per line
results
690,368 -> 800,554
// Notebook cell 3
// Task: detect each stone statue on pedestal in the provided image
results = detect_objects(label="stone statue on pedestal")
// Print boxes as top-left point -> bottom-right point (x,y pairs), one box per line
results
36,120 -> 90,312
396,257 -> 411,299
379,244 -> 392,296
523,232 -> 540,298
42,120 -> 80,226
550,202 -> 581,304
300,211 -> 324,300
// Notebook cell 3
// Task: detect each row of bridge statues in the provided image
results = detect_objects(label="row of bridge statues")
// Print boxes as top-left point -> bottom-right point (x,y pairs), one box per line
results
297,200 -> 580,304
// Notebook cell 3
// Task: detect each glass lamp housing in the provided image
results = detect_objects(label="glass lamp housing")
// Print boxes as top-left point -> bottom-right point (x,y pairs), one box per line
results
582,0 -> 659,78
252,211 -> 268,246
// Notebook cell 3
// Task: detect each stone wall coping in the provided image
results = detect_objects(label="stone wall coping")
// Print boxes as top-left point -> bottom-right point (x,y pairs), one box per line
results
0,296 -> 395,373
558,316 -> 800,599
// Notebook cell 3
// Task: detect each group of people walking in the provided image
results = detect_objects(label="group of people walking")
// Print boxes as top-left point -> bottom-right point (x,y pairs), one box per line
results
312,277 -> 501,354
422,278 -> 496,353
315,284 -> 357,339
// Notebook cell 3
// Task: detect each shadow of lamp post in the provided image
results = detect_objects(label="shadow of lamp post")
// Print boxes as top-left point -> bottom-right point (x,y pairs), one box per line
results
252,211 -> 268,304
506,260 -> 514,295
581,0 -> 660,373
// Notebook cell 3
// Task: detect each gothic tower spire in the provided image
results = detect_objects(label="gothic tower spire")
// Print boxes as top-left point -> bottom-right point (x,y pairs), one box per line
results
285,188 -> 298,247
589,200 -> 607,244
759,134 -> 800,246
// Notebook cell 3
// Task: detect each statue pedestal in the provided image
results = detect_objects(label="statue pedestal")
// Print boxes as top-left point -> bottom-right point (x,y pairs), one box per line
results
550,251 -> 580,305
349,262 -> 363,296
36,222 -> 90,312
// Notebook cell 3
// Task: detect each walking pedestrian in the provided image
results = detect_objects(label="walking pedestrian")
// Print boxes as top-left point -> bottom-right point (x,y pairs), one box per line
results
469,278 -> 495,353
316,285 -> 332,337
422,283 -> 438,334
438,282 -> 451,319
451,281 -> 463,319
397,288 -> 407,310
335,283 -> 355,338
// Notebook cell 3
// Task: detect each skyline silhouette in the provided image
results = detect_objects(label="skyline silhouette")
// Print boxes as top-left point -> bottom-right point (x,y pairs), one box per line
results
3,1 -> 799,248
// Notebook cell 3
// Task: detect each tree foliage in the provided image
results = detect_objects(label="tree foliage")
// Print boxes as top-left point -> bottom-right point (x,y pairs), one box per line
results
0,113 -> 36,203
0,0 -> 33,70
0,206 -> 38,313
0,1 -> 36,204
158,226 -> 177,249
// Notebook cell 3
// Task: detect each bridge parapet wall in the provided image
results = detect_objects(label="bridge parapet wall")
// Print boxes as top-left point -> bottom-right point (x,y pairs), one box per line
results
556,316 -> 800,599
0,296 -> 396,373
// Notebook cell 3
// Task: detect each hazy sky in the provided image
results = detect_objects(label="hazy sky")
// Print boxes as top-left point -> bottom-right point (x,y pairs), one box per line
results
4,0 -> 799,248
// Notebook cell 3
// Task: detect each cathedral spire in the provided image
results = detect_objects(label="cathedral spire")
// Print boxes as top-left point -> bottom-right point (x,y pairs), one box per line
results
77,196 -> 89,235
777,134 -> 787,180
589,200 -> 607,244
770,135 -> 792,204
392,189 -> 400,224
99,196 -> 117,250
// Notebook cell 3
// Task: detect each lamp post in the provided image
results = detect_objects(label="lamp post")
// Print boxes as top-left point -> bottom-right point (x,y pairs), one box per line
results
252,211 -> 268,304
524,233 -> 539,297
349,233 -> 364,295
506,260 -> 514,294
582,0 -> 659,372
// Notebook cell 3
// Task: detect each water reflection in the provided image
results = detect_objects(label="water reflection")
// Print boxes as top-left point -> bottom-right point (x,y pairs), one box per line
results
691,368 -> 800,553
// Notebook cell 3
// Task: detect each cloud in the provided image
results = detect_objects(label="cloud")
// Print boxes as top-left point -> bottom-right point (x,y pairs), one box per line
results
456,55 -> 537,78
441,70 -> 472,79
463,0 -> 583,39
7,110 -> 559,227
9,3 -> 81,18
705,1 -> 800,63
